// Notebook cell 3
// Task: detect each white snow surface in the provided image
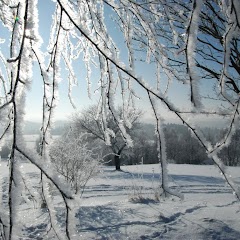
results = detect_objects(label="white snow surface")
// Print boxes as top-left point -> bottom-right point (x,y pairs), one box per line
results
0,162 -> 239,239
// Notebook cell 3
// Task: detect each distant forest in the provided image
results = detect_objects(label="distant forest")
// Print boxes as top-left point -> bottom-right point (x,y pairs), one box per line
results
118,123 -> 240,167
1,122 -> 239,167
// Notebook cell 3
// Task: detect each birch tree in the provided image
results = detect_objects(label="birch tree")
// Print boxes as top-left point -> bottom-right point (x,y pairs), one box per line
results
0,0 -> 240,239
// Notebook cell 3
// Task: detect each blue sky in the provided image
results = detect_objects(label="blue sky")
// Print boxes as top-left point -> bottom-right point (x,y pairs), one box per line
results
0,1 -> 221,125
0,1 -> 97,122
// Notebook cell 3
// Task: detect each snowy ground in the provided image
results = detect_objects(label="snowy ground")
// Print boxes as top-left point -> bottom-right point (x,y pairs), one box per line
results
0,162 -> 239,239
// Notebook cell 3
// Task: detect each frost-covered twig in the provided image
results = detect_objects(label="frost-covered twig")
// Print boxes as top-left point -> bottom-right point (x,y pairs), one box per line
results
0,2 -> 240,239
147,91 -> 183,199
185,0 -> 203,108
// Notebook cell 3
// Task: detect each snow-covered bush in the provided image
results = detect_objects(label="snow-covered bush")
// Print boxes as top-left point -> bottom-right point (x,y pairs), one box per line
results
49,130 -> 101,194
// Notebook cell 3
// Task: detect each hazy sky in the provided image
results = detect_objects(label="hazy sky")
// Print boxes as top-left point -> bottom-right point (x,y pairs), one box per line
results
0,1 -> 220,125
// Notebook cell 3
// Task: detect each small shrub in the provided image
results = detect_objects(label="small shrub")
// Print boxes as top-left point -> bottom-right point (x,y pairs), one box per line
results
49,130 -> 102,194
128,163 -> 160,204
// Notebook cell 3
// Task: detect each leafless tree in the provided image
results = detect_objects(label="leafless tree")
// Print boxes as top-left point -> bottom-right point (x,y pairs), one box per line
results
0,0 -> 240,239
73,105 -> 141,170
49,129 -> 101,194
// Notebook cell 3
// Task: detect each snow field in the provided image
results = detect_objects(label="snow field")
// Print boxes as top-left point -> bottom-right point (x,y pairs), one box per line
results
0,162 -> 239,239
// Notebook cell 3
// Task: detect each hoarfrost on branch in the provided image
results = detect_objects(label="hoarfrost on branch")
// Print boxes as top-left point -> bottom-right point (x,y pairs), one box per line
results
0,0 -> 240,239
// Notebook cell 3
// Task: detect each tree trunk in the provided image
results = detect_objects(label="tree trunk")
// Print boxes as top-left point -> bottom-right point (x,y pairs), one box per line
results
114,154 -> 121,171
113,144 -> 126,171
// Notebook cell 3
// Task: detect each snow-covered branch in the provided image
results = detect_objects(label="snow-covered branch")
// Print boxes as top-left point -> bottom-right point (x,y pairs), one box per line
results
0,0 -> 240,239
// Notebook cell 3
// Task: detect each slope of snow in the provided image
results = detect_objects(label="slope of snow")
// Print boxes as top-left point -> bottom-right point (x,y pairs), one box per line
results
0,162 -> 239,239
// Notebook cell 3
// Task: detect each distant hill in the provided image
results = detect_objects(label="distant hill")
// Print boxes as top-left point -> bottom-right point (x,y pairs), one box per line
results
23,121 -> 69,135
2,117 -> 226,136
23,121 -> 41,134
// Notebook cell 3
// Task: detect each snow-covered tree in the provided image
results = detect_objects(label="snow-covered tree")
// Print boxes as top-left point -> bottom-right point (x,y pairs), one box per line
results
0,0 -> 240,239
49,129 -> 101,194
73,105 -> 141,171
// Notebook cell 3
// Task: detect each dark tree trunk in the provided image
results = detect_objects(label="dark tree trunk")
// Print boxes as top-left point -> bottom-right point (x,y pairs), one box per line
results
113,144 -> 126,171
114,154 -> 121,171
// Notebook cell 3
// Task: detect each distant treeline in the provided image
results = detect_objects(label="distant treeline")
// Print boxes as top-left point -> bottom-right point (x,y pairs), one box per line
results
1,123 -> 239,166
120,123 -> 240,166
